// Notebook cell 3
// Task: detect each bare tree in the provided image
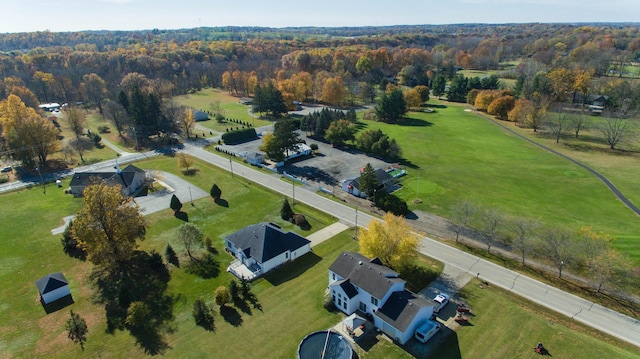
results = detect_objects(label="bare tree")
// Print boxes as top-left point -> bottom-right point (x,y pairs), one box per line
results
538,227 -> 574,278
480,208 -> 503,253
570,112 -> 589,138
510,217 -> 540,265
64,106 -> 86,140
450,199 -> 476,243
546,111 -> 570,143
598,112 -> 630,150
67,138 -> 92,164
103,100 -> 129,141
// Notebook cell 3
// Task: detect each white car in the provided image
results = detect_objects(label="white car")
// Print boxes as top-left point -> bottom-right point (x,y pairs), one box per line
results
433,293 -> 450,313
0,166 -> 12,173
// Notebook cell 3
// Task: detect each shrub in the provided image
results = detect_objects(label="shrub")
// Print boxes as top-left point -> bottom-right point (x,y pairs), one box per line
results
0,175 -> 8,184
310,143 -> 319,151
293,213 -> 311,229
97,125 -> 110,134
376,193 -> 409,216
214,286 -> 231,307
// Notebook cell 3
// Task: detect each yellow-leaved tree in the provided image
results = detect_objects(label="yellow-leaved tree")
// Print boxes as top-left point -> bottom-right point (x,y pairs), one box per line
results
72,182 -> 146,269
359,212 -> 418,271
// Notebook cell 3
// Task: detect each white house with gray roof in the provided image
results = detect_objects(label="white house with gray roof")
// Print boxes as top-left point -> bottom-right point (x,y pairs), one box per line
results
225,222 -> 311,280
328,252 -> 434,345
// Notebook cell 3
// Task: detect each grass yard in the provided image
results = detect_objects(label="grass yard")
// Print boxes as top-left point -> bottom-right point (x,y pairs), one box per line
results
173,88 -> 273,132
0,154 -> 337,358
355,101 -> 640,262
429,279 -> 640,359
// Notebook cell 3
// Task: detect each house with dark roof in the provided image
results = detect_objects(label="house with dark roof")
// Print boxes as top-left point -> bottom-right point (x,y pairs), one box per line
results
36,272 -> 71,304
328,252 -> 434,344
69,164 -> 146,197
341,168 -> 396,198
225,222 -> 311,280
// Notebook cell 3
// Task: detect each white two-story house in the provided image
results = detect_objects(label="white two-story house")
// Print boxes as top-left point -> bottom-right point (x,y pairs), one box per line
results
328,252 -> 434,345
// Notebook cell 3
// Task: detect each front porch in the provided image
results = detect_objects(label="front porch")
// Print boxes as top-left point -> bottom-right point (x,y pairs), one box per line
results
227,259 -> 262,281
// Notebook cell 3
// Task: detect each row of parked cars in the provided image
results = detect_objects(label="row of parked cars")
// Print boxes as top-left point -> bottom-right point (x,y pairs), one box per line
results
415,293 -> 450,343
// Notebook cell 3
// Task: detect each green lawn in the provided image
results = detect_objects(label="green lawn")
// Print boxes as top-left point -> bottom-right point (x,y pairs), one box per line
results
173,88 -> 273,132
355,101 -> 640,262
429,279 -> 640,359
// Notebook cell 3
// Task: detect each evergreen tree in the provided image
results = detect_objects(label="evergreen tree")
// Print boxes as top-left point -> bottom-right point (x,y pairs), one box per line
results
447,74 -> 469,102
170,194 -> 183,212
210,183 -> 222,199
358,163 -> 379,198
281,198 -> 294,221
65,310 -> 88,350
165,244 -> 179,267
375,88 -> 407,122
432,74 -> 446,98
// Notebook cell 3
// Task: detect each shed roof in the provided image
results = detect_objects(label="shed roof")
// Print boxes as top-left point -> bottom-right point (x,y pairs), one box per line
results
35,272 -> 68,295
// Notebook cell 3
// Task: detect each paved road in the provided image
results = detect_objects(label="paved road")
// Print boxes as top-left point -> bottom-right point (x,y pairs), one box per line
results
181,141 -> 640,348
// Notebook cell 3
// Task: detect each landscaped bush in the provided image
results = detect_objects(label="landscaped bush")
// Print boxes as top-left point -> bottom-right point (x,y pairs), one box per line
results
221,128 -> 257,144
293,213 -> 310,230
280,199 -> 294,221
376,193 -> 409,216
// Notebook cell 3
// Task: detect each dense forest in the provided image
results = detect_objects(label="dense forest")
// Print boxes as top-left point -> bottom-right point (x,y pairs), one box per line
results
1,23 -> 640,167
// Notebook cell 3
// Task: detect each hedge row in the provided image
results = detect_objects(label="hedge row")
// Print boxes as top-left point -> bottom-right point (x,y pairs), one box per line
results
221,128 -> 258,144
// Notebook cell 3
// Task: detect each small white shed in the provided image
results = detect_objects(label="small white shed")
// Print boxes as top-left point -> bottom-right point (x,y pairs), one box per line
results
36,272 -> 71,304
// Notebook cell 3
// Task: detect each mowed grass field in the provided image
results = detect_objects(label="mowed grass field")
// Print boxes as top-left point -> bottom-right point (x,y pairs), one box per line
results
357,102 -> 640,262
173,88 -> 273,131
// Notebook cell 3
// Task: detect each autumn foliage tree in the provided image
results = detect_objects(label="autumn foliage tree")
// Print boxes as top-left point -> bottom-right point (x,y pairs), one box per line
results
0,95 -> 60,167
359,212 -> 419,271
72,182 -> 146,269
487,95 -> 515,120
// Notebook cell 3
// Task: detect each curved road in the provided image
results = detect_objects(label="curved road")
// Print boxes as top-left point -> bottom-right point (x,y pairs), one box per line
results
180,141 -> 640,348
482,111 -> 640,215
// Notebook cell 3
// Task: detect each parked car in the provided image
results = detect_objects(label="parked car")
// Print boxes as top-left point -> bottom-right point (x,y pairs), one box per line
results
1,166 -> 12,173
433,293 -> 450,313
415,320 -> 441,343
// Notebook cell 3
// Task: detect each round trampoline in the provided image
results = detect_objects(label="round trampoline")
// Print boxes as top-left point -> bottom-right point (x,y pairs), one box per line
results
297,330 -> 353,359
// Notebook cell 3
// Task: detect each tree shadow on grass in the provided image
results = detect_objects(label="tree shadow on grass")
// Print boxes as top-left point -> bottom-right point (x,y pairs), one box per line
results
174,211 -> 189,222
214,198 -> 229,207
220,305 -> 243,327
181,169 -> 199,176
185,253 -> 220,278
233,297 -> 252,315
396,117 -> 433,127
263,252 -> 321,286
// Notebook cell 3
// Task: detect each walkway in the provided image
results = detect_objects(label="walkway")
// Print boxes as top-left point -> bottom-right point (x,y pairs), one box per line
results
306,222 -> 349,247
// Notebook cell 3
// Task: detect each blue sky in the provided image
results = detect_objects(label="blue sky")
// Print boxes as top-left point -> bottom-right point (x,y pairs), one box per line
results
1,0 -> 637,33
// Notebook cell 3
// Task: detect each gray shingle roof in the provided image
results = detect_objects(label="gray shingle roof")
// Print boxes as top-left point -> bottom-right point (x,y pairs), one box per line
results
335,279 -> 358,299
329,252 -> 403,300
375,289 -> 432,332
226,222 -> 310,264
69,164 -> 143,190
35,272 -> 68,294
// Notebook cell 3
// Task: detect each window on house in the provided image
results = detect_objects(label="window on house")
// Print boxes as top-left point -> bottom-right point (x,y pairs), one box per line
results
285,252 -> 289,259
332,273 -> 336,280
359,302 -> 367,312
343,301 -> 347,310
338,298 -> 342,306
370,296 -> 378,306
332,295 -> 335,302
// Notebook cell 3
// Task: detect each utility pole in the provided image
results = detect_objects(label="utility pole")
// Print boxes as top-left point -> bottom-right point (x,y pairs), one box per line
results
229,158 -> 234,178
292,178 -> 295,207
354,206 -> 358,240
189,186 -> 193,206
32,146 -> 45,195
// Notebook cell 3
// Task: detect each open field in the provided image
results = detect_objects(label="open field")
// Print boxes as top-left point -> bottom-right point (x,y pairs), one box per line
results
355,101 -> 640,262
173,88 -> 273,131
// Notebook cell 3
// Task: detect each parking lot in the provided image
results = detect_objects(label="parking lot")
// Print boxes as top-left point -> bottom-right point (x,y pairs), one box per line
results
218,132 -> 394,191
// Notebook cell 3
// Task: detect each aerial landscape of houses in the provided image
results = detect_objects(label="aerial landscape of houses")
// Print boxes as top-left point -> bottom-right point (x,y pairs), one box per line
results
0,3 -> 640,357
